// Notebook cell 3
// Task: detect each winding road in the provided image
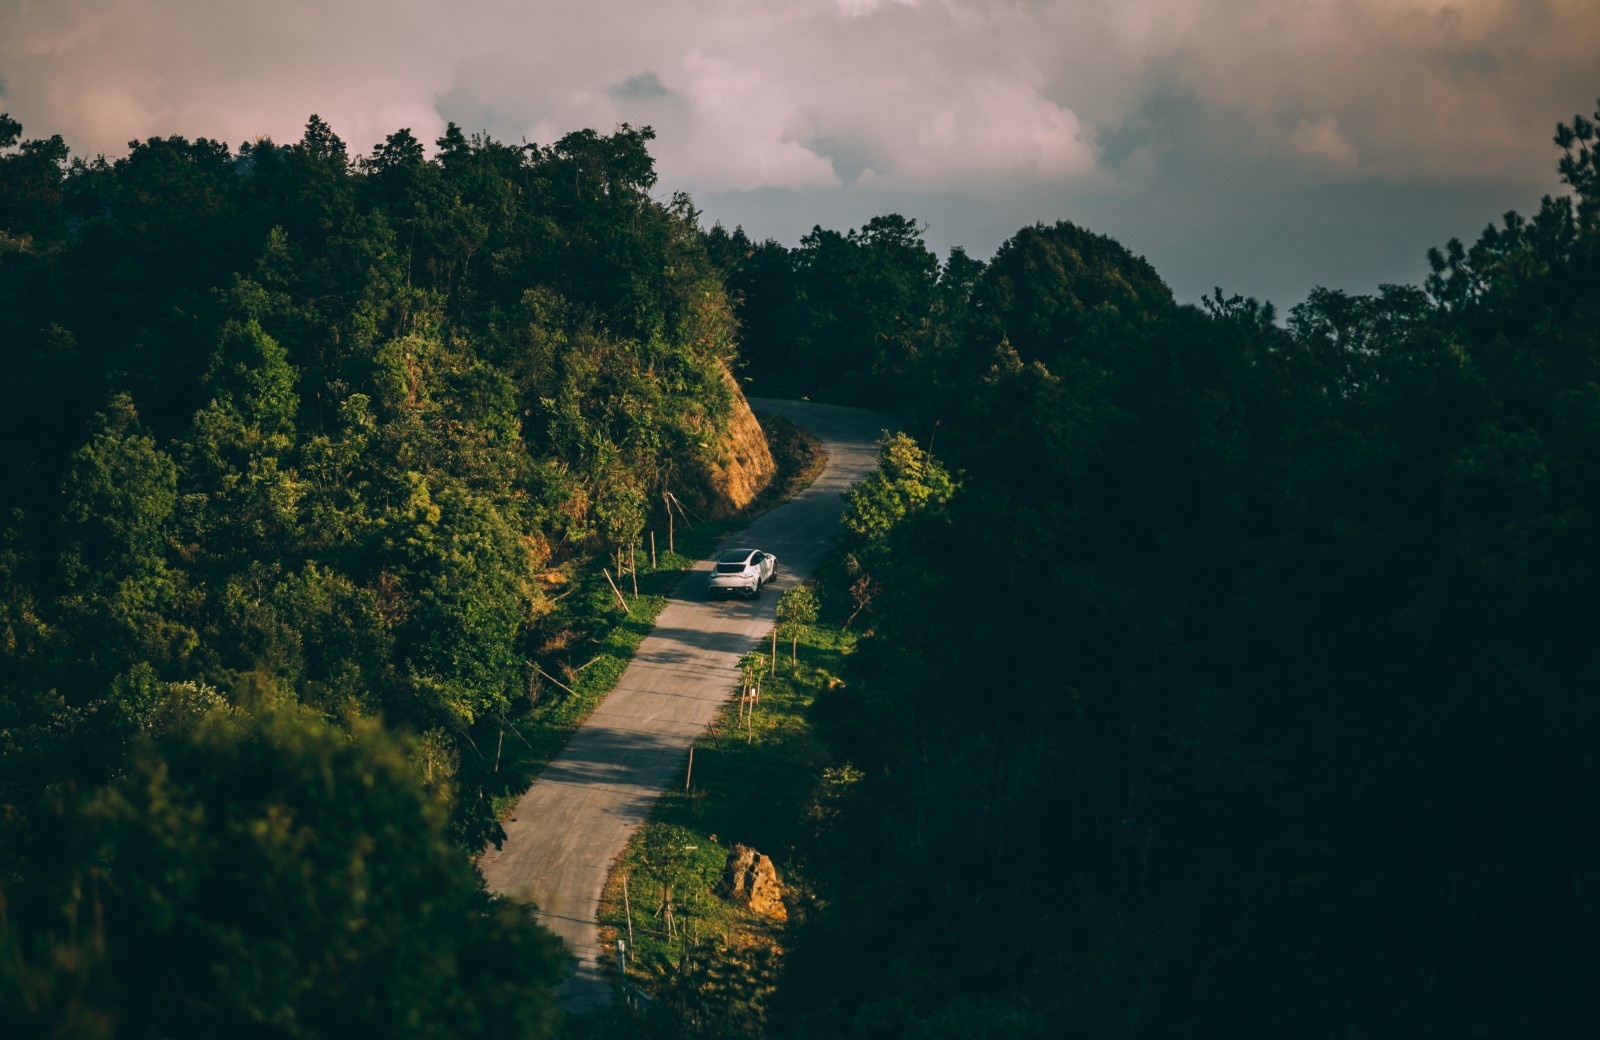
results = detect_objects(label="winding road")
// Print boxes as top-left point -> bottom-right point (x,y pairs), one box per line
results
478,399 -> 890,1011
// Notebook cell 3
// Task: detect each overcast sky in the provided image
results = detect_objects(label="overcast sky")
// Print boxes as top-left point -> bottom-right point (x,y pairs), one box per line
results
2,0 -> 1595,307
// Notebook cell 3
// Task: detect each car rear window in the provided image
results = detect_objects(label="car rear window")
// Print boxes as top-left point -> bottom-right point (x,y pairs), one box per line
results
716,562 -> 747,574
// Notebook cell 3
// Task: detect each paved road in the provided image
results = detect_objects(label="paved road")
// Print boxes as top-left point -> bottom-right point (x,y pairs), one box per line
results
478,399 -> 890,1011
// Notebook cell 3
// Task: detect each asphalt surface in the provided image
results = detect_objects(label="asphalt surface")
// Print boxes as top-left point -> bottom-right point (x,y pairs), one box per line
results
478,399 -> 891,1012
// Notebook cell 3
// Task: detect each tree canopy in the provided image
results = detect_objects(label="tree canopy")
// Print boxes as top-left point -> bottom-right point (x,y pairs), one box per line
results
2,700 -> 565,1039
0,113 -> 757,1031
769,98 -> 1600,1039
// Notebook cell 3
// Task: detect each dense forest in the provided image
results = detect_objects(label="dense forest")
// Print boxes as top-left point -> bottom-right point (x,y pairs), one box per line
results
0,113 -> 764,1036
736,105 -> 1598,1037
4,94 -> 1599,1037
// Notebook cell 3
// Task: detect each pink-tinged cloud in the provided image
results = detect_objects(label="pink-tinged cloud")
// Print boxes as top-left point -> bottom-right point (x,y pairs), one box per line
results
2,0 -> 1595,305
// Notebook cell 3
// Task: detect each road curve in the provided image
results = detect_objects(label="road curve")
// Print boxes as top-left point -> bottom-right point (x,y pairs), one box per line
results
478,399 -> 891,1011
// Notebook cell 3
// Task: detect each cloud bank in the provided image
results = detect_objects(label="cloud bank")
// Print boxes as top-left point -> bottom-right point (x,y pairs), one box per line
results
2,0 -> 1596,303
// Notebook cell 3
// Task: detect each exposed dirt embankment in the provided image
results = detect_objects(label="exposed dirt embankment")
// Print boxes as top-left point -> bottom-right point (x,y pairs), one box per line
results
687,364 -> 776,518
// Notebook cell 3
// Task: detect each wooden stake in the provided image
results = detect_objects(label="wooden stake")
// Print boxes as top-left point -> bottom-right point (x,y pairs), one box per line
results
650,530 -> 657,569
536,666 -> 579,699
604,568 -> 630,613
771,629 -> 778,674
504,718 -> 534,749
623,873 -> 635,948
685,746 -> 694,792
631,544 -> 639,597
666,491 -> 702,525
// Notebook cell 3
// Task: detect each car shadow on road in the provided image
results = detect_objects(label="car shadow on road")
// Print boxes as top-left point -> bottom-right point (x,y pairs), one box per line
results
627,621 -> 775,659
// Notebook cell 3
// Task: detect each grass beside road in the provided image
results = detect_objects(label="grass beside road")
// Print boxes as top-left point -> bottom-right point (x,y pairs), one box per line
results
584,570 -> 864,1035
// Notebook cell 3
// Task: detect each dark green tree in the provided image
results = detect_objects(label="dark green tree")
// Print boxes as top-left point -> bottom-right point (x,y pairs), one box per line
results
0,700 -> 565,1039
54,395 -> 196,714
968,219 -> 1174,371
0,113 -> 70,241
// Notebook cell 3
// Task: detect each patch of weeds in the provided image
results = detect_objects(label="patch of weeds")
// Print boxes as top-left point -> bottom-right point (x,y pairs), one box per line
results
594,576 -> 863,1034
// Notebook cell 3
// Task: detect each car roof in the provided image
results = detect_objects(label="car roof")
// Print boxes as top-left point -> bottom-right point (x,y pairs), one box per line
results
717,548 -> 756,562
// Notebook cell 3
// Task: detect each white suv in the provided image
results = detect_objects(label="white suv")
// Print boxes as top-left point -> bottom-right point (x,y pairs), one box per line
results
707,548 -> 778,599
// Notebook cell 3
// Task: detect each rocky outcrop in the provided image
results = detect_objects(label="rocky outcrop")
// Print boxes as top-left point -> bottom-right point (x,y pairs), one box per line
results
723,844 -> 787,922
687,364 -> 776,518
